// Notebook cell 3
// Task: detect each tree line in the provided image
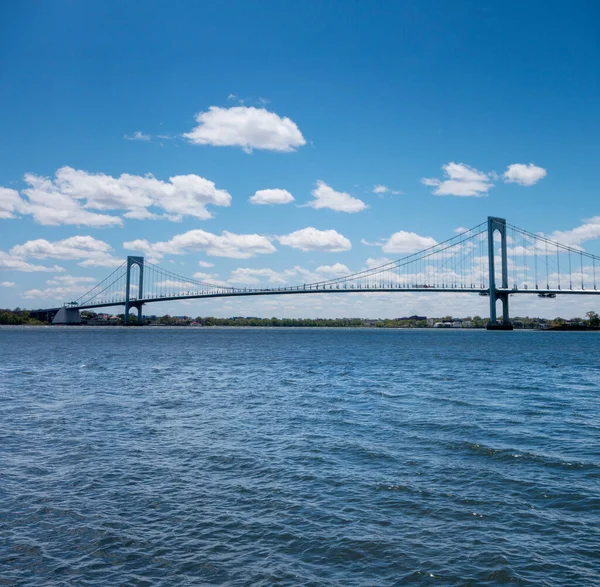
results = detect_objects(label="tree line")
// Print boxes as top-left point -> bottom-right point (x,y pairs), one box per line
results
2,309 -> 599,328
0,309 -> 46,325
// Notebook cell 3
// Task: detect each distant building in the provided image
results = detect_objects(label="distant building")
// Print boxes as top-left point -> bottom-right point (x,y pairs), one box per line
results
87,314 -> 120,326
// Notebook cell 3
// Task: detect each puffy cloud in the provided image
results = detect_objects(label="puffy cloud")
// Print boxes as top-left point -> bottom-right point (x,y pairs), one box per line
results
315,263 -> 350,276
184,273 -> 230,288
198,260 -> 214,268
503,163 -> 547,186
422,162 -> 494,197
548,216 -> 600,247
183,106 -> 306,153
373,185 -> 402,196
24,285 -> 92,300
0,188 -> 24,219
23,274 -> 99,300
124,131 -> 150,141
19,173 -> 122,227
227,265 -> 321,286
3,166 -> 232,227
249,188 -> 294,205
307,181 -> 367,213
192,271 -> 218,280
229,268 -> 290,285
1,281 -> 15,287
381,231 -> 438,254
46,275 -> 97,286
278,227 -> 352,252
10,236 -> 122,267
124,229 -> 277,260
365,257 -> 393,269
0,251 -> 63,273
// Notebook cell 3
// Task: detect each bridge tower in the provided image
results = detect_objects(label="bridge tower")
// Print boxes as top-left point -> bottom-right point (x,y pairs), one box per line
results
487,217 -> 513,330
124,256 -> 144,325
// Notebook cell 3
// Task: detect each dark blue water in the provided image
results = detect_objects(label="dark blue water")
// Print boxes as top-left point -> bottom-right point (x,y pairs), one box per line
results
1,327 -> 599,586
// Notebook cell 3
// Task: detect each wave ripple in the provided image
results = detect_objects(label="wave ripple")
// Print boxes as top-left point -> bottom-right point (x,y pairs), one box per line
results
1,327 -> 599,586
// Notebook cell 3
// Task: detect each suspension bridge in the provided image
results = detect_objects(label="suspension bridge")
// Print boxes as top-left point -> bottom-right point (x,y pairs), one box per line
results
31,217 -> 600,330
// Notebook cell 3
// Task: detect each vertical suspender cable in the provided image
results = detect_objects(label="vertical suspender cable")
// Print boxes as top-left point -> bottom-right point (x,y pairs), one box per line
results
569,248 -> 572,290
534,234 -> 538,289
521,234 -> 529,292
545,240 -> 549,289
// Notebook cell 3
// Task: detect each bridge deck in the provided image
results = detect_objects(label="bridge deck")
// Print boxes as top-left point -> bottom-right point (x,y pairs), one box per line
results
32,286 -> 599,312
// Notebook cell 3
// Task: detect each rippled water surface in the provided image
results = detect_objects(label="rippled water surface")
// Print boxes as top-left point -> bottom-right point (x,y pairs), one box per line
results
1,327 -> 599,586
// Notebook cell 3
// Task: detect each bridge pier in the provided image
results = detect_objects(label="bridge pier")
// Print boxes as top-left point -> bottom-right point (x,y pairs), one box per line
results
487,217 -> 513,330
124,255 -> 144,325
52,307 -> 81,325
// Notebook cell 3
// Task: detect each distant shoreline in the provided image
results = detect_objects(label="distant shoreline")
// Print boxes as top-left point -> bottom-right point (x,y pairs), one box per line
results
2,323 -> 600,332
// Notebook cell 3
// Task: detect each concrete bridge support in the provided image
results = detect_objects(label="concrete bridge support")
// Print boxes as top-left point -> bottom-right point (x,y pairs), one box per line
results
129,302 -> 144,324
487,217 -> 513,330
52,307 -> 81,325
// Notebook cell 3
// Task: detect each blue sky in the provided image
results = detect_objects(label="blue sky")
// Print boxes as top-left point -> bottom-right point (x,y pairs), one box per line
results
1,0 -> 599,318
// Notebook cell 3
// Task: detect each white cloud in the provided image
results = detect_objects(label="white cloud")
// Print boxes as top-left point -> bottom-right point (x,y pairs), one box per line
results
307,181 -> 367,213
227,265 -> 321,286
1,281 -> 15,287
361,238 -> 380,247
189,273 -> 230,287
422,162 -> 494,197
198,260 -> 214,268
381,231 -> 438,254
24,284 -> 94,300
124,229 -> 277,260
19,173 -> 122,227
46,275 -> 97,286
124,131 -> 150,141
23,274 -> 100,301
183,106 -> 306,153
249,188 -> 294,205
315,263 -> 350,276
548,216 -> 600,247
229,268 -> 290,285
503,163 -> 547,186
192,271 -> 218,280
10,236 -> 122,268
373,185 -> 402,196
2,167 -> 232,227
278,227 -> 352,252
365,257 -> 392,269
0,188 -> 24,219
0,251 -> 63,273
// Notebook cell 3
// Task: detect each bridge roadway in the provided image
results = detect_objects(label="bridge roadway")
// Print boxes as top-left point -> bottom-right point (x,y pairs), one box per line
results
33,286 -> 600,315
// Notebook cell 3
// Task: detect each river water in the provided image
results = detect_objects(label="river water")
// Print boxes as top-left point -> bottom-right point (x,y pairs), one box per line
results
1,327 -> 599,586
